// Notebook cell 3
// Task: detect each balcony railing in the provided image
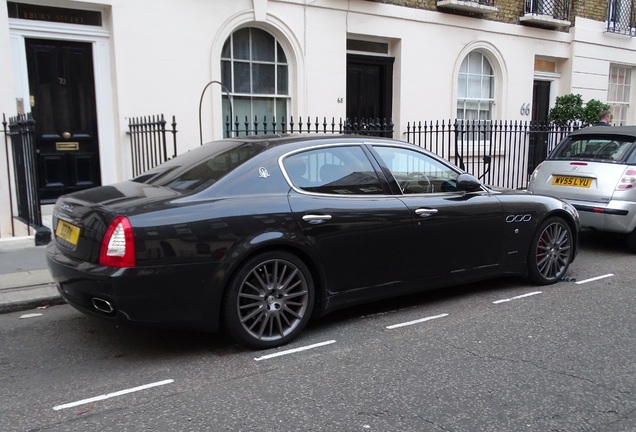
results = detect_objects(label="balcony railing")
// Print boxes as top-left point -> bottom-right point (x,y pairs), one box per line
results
606,0 -> 635,36
520,0 -> 570,27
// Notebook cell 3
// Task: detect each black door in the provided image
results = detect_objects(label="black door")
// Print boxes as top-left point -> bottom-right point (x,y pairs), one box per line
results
528,80 -> 551,174
26,38 -> 101,203
346,54 -> 393,127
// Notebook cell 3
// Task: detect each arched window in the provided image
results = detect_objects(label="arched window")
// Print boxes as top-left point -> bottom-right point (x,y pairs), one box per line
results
456,51 -> 494,121
221,27 -> 289,130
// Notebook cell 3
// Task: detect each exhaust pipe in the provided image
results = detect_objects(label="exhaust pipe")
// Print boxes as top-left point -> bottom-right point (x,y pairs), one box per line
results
92,297 -> 114,314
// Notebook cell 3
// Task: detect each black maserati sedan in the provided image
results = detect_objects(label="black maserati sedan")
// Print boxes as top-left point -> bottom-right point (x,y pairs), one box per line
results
47,134 -> 580,349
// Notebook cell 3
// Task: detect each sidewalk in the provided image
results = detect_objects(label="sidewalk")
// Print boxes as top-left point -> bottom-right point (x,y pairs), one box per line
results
0,236 -> 63,313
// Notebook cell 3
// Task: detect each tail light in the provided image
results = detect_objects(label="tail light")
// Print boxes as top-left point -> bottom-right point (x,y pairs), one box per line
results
99,216 -> 136,267
616,168 -> 636,191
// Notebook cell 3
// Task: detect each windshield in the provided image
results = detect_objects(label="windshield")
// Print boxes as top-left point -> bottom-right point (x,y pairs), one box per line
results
132,140 -> 268,191
552,136 -> 636,163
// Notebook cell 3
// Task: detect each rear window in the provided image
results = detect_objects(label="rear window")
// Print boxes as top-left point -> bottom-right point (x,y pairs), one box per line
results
133,140 -> 267,191
552,136 -> 636,163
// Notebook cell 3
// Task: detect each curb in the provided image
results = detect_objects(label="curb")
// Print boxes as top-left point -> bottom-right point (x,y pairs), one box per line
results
0,284 -> 64,314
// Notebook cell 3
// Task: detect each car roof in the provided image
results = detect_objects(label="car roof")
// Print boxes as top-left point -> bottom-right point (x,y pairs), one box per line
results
568,125 -> 636,138
213,133 -> 399,147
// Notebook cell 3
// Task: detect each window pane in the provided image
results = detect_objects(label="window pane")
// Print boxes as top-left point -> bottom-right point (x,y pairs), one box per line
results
252,97 -> 274,121
485,75 -> 493,98
221,39 -> 231,59
251,28 -> 275,62
459,57 -> 468,73
457,75 -> 467,98
233,28 -> 250,60
232,97 -> 252,123
276,98 -> 287,120
468,52 -> 481,73
467,75 -> 482,98
221,60 -> 232,91
252,63 -> 275,94
277,65 -> 288,95
234,62 -> 251,93
277,44 -> 287,63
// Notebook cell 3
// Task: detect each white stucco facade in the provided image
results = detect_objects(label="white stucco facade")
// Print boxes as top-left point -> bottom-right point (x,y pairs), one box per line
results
1,0 -> 635,238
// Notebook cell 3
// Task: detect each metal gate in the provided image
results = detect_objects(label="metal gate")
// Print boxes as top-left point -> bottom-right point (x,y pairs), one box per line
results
2,113 -> 51,245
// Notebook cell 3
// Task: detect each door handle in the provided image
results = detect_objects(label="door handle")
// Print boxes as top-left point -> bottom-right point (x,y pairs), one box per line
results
415,208 -> 438,217
302,214 -> 332,224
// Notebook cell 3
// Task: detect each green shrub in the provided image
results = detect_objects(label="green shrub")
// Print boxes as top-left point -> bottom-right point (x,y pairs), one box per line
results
547,94 -> 610,126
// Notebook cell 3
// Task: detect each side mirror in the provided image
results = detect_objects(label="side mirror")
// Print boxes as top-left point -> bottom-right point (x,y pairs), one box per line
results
456,173 -> 482,192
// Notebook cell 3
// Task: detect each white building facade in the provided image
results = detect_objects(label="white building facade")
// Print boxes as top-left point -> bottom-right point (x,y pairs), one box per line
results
1,0 -> 635,239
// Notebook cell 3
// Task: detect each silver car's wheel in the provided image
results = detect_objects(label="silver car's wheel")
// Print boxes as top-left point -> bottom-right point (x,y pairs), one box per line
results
528,217 -> 573,285
223,251 -> 314,349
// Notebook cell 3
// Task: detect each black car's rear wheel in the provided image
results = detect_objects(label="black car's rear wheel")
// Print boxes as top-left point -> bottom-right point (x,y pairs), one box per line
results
528,216 -> 573,285
223,251 -> 314,349
626,228 -> 636,254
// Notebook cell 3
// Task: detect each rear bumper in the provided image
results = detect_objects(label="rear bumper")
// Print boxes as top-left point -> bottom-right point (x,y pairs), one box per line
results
46,243 -> 229,332
568,199 -> 636,234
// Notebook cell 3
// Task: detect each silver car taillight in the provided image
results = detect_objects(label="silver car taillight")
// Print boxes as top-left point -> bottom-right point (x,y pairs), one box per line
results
616,168 -> 636,191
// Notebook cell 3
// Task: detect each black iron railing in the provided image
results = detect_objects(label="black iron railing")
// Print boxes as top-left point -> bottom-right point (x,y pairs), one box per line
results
2,113 -> 50,245
127,114 -> 178,177
224,116 -> 394,138
524,0 -> 569,20
405,120 -> 582,190
606,0 -> 635,36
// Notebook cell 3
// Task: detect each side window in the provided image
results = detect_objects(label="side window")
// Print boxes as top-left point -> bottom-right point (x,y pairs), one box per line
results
283,146 -> 384,195
374,146 -> 460,194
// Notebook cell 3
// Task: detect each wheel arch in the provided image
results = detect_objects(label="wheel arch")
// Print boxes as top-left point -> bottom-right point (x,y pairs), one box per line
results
537,209 -> 580,259
220,241 -> 327,321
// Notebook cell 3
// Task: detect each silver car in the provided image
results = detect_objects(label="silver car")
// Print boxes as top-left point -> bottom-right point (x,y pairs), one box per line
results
528,126 -> 636,253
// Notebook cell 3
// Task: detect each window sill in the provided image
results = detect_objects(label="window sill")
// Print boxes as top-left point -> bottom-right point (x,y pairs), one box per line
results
437,0 -> 497,14
519,14 -> 571,27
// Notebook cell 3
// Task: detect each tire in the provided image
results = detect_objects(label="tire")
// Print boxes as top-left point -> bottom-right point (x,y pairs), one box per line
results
627,228 -> 636,254
527,216 -> 574,285
222,251 -> 314,349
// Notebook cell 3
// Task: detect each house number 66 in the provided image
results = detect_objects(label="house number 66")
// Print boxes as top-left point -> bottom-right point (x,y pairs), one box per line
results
520,103 -> 531,116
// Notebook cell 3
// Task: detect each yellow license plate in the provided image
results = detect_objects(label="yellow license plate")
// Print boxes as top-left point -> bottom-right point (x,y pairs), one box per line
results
55,220 -> 80,245
551,176 -> 592,188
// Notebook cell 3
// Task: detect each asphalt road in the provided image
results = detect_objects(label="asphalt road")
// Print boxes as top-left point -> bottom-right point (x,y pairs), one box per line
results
1,232 -> 634,432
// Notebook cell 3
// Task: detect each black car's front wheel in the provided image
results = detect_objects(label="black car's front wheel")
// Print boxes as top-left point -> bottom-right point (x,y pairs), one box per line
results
222,251 -> 314,349
528,216 -> 574,285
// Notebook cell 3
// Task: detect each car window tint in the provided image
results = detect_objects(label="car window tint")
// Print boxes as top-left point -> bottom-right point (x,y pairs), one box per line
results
137,142 -> 266,191
373,146 -> 459,194
283,146 -> 384,195
553,137 -> 636,162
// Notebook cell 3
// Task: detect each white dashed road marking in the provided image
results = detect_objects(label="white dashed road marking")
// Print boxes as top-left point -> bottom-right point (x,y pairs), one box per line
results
493,291 -> 543,304
53,379 -> 174,411
386,313 -> 449,330
575,273 -> 614,284
254,340 -> 336,361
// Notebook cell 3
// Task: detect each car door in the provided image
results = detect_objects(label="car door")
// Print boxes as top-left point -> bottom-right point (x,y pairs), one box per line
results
370,145 -> 504,282
285,144 -> 413,295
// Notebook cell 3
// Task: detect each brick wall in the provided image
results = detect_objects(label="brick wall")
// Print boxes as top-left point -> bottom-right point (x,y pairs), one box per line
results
365,0 -> 611,30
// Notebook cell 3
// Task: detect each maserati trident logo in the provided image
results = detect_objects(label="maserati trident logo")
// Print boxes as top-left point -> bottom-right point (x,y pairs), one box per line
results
258,167 -> 270,178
